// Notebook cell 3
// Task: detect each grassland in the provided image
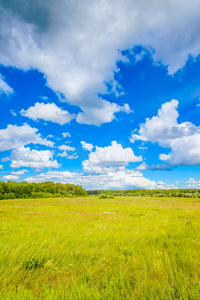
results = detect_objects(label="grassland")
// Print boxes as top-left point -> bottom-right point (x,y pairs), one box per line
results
0,196 -> 200,299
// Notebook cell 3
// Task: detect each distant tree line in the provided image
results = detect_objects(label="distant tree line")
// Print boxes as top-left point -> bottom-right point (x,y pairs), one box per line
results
88,189 -> 200,198
0,181 -> 87,200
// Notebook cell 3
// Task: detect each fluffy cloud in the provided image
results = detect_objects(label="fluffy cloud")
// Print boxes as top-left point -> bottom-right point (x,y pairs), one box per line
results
81,141 -> 94,152
57,145 -> 77,159
58,145 -> 75,151
62,132 -> 71,138
76,101 -> 130,126
82,141 -> 142,174
1,1 -> 200,124
0,165 -> 3,169
58,152 -> 79,159
2,169 -> 28,181
162,134 -> 200,166
11,169 -> 28,175
20,102 -> 76,125
131,99 -> 200,167
187,178 -> 200,189
24,169 -> 157,190
7,146 -> 59,169
3,175 -> 19,180
156,181 -> 176,190
0,74 -> 13,96
0,123 -> 53,151
130,100 -> 198,145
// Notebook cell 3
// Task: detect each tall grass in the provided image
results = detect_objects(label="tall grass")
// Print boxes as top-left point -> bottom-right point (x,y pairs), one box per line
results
0,196 -> 200,299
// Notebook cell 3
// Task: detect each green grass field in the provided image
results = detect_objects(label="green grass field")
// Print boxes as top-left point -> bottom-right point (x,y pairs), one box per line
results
0,196 -> 200,299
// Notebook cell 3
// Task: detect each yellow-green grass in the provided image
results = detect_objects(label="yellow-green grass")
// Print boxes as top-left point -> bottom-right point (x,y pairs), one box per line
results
0,196 -> 200,299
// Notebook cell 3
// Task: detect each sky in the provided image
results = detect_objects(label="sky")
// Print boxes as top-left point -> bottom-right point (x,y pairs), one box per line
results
1,0 -> 200,190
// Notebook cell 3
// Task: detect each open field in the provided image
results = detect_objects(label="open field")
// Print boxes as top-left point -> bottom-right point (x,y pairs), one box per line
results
0,196 -> 200,299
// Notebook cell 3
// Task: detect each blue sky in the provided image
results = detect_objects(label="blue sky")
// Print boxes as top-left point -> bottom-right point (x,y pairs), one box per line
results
1,0 -> 200,190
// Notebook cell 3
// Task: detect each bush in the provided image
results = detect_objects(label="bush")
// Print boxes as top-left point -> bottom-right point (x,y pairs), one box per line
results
98,194 -> 108,199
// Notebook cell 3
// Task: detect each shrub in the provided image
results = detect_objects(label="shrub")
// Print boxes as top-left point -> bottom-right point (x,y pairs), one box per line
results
98,194 -> 108,199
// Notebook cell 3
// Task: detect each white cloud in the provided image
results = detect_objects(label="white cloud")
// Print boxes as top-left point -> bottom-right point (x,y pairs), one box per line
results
1,1 -> 200,124
67,153 -> 79,160
57,144 -> 77,159
58,145 -> 75,151
25,167 -> 177,190
81,141 -> 94,152
136,162 -> 172,171
131,100 -> 198,144
0,74 -> 13,96
163,134 -> 200,166
20,102 -> 76,125
121,103 -> 133,114
40,96 -> 48,101
24,169 -> 157,190
156,181 -> 177,190
58,152 -> 79,159
11,169 -> 28,175
130,134 -> 147,143
47,134 -> 54,138
62,132 -> 71,138
7,146 -> 59,169
136,162 -> 148,170
10,109 -> 17,116
2,169 -> 28,181
82,141 -> 142,174
0,165 -> 3,169
76,101 -> 130,126
159,154 -> 172,161
187,178 -> 200,188
0,123 -> 53,151
131,99 -> 200,167
3,175 -> 19,180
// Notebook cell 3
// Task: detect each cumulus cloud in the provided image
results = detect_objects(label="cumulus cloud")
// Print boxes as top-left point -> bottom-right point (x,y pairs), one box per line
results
121,103 -> 133,114
0,123 -> 53,151
156,181 -> 176,190
24,169 -> 158,190
3,175 -> 19,180
57,144 -> 77,159
82,141 -> 142,174
162,134 -> 200,166
2,169 -> 28,181
81,141 -> 94,152
131,99 -> 200,167
20,102 -> 76,125
76,101 -> 130,126
7,146 -> 59,169
62,132 -> 71,138
130,100 -> 198,145
1,1 -> 200,124
187,178 -> 200,189
0,165 -> 3,169
159,154 -> 172,162
0,74 -> 13,96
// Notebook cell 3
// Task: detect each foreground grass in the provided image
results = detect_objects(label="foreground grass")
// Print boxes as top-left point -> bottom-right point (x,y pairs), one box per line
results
0,196 -> 199,299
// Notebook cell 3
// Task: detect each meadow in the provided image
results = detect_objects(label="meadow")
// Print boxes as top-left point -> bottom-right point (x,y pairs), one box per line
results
0,196 -> 199,299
